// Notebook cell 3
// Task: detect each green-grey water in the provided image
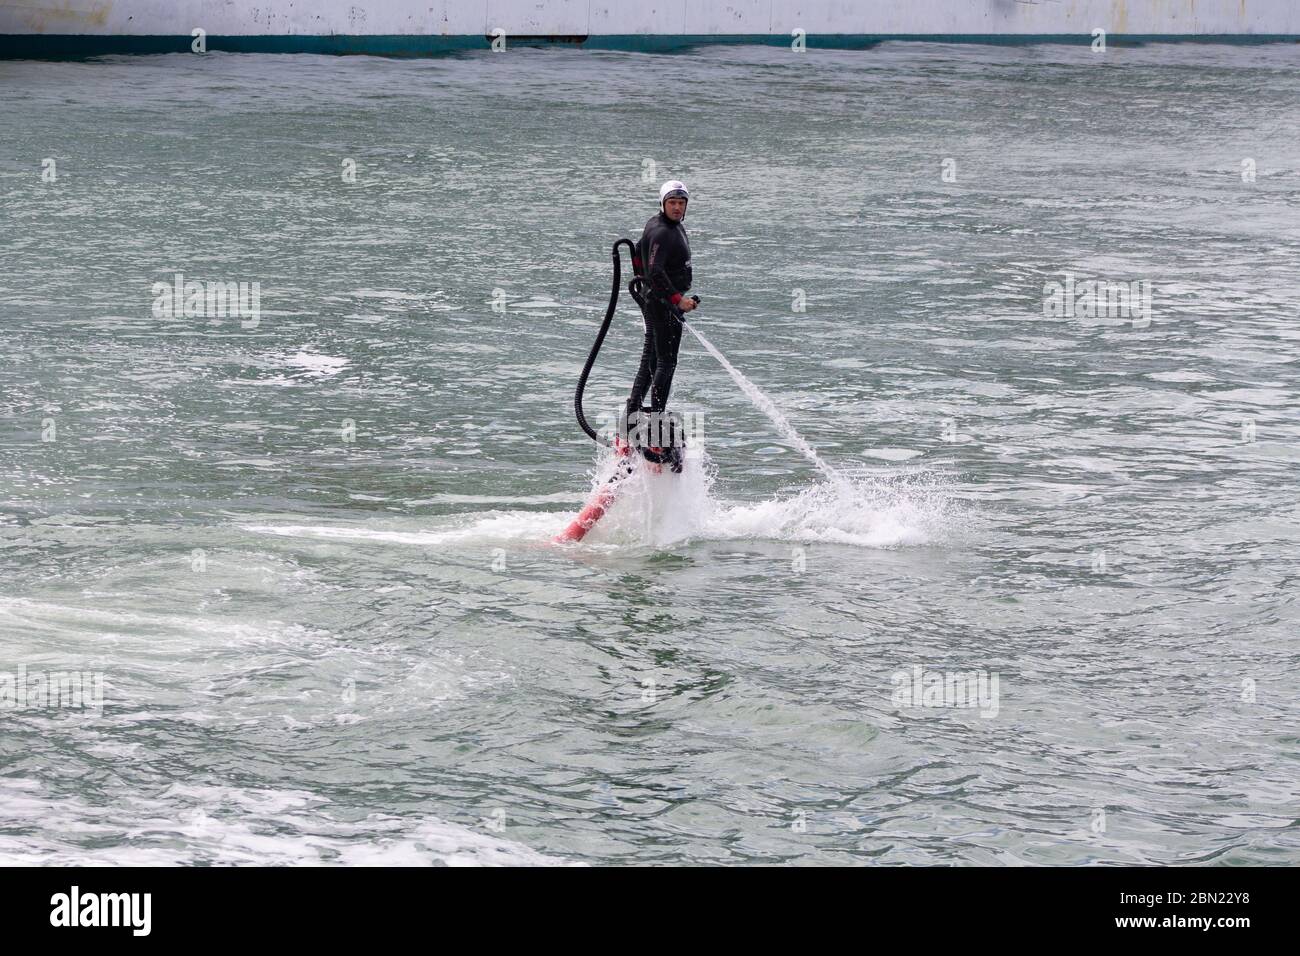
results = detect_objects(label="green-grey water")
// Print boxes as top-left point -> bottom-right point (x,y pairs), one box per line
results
1,42 -> 1298,865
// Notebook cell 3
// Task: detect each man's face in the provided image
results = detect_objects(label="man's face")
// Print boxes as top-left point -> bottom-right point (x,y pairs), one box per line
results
664,197 -> 687,221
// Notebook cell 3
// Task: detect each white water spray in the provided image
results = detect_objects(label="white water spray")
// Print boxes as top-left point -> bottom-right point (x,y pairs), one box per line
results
683,322 -> 848,488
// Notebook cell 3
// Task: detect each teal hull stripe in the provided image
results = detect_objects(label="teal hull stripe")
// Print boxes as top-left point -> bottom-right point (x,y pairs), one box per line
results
2,33 -> 1298,59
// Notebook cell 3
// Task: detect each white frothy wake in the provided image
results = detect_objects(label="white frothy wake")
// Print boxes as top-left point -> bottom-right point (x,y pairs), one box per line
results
704,470 -> 953,549
243,458 -> 954,552
244,471 -> 952,552
0,781 -> 572,866
566,442 -> 954,550
243,511 -> 563,547
571,442 -> 719,548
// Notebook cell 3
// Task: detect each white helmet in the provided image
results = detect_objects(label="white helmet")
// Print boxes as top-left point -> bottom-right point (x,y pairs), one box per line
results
659,180 -> 689,209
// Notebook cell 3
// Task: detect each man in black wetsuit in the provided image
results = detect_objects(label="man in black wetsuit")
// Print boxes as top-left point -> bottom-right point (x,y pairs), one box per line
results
627,180 -> 697,420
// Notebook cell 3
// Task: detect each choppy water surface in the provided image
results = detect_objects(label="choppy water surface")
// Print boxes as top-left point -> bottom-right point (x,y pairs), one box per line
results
1,43 -> 1298,865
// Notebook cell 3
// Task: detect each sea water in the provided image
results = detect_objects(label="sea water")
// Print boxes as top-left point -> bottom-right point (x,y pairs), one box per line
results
1,43 -> 1298,864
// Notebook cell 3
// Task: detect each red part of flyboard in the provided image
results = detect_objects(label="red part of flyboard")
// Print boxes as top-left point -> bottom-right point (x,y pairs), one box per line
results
553,479 -> 620,543
554,439 -> 662,543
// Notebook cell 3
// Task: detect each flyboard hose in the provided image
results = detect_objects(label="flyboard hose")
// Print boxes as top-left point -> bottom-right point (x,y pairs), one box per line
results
572,238 -> 637,446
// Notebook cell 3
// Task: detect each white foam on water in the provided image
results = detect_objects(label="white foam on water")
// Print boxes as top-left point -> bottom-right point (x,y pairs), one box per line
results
0,780 -> 572,867
704,471 -> 955,548
242,450 -> 955,552
572,442 -> 719,549
284,351 -> 349,377
243,510 -> 562,547
559,444 -> 957,550
0,596 -> 324,652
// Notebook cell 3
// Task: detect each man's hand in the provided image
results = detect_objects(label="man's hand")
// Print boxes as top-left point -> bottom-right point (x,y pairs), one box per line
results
678,296 -> 698,313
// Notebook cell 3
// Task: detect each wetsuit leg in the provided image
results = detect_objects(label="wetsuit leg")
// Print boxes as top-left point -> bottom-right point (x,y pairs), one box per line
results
628,301 -> 682,413
627,318 -> 658,413
648,304 -> 682,412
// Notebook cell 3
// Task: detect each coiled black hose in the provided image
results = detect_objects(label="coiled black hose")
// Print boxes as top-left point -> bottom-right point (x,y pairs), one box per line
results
573,237 -> 641,445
